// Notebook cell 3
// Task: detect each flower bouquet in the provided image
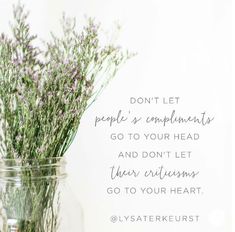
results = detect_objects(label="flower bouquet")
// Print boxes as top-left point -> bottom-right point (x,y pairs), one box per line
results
0,3 -> 131,232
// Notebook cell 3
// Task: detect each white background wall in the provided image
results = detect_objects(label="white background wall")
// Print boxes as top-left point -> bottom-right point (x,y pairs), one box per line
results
0,0 -> 233,231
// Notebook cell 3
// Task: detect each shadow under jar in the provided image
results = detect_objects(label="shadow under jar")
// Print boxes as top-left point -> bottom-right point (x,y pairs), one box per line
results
0,157 -> 83,232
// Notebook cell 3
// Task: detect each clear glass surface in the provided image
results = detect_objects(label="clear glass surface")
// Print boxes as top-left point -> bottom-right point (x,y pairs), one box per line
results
0,158 -> 83,232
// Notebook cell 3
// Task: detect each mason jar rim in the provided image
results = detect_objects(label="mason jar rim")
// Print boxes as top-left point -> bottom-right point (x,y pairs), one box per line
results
0,157 -> 67,182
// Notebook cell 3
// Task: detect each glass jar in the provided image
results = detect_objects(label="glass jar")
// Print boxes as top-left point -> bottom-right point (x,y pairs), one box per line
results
0,157 -> 83,232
